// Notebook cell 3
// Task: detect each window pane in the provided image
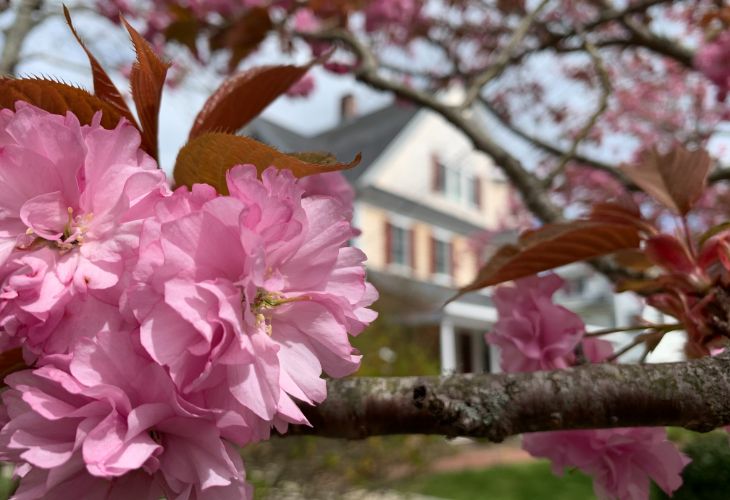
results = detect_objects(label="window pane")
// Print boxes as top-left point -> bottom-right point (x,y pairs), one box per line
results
466,175 -> 479,207
445,168 -> 461,201
390,226 -> 409,266
434,239 -> 450,275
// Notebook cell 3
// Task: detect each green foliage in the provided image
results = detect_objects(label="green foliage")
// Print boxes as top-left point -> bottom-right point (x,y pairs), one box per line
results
243,435 -> 453,498
351,295 -> 442,377
394,460 -> 594,500
653,432 -> 730,500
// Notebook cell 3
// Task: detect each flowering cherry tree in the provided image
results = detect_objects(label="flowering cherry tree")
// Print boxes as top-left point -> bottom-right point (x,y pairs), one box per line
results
1,1 -> 730,499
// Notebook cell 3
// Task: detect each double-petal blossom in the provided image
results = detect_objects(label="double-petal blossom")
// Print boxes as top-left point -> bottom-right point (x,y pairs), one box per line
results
523,428 -> 690,500
0,330 -> 250,499
126,165 -> 376,444
0,104 -> 168,355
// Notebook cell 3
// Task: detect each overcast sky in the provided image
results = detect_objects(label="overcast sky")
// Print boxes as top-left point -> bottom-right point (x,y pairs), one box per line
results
5,4 -> 728,175
6,9 -> 392,172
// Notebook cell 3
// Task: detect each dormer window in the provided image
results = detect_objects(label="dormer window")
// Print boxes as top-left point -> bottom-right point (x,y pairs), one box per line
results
432,155 -> 482,209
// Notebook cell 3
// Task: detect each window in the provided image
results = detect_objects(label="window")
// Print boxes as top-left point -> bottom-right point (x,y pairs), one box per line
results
444,166 -> 462,201
466,174 -> 481,208
432,237 -> 451,276
432,155 -> 482,209
562,276 -> 587,298
386,222 -> 412,268
391,225 -> 409,266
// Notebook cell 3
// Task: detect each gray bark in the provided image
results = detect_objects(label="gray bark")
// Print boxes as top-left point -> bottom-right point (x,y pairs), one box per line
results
291,354 -> 730,440
1,0 -> 43,76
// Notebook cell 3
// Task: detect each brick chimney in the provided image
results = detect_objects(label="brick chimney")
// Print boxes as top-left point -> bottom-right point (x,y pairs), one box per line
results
339,93 -> 358,123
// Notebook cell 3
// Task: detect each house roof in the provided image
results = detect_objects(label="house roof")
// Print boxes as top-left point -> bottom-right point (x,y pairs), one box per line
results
368,269 -> 492,311
359,185 -> 488,235
245,103 -> 420,182
367,269 -> 496,329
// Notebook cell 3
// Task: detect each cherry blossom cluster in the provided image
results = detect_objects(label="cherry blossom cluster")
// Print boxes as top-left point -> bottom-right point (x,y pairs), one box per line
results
485,274 -> 690,500
696,29 -> 730,101
0,103 -> 376,499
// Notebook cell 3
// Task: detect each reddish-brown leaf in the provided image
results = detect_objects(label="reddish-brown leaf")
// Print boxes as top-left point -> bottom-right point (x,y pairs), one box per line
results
164,5 -> 200,57
0,348 -> 27,382
189,63 -> 313,140
611,249 -> 655,272
619,145 -> 712,216
174,133 -> 361,194
589,201 -> 657,235
63,6 -> 138,129
209,7 -> 273,73
0,78 -> 127,129
122,17 -> 170,161
455,221 -> 641,296
644,234 -> 696,274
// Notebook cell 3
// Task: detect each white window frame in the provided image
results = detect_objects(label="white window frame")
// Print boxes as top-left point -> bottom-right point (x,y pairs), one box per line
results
431,227 -> 453,286
435,159 -> 482,211
388,214 -> 414,275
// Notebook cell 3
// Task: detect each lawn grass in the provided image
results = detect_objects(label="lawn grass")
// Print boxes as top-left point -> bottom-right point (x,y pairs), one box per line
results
394,460 -> 595,500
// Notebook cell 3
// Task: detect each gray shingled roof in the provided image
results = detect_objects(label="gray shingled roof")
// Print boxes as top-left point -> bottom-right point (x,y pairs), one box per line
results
244,104 -> 419,182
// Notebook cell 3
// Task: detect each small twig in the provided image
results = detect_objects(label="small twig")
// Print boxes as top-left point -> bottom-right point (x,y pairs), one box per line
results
599,0 -> 694,68
461,0 -> 551,109
638,347 -> 651,364
586,322 -> 682,337
544,34 -> 612,188
607,330 -> 669,362
0,0 -> 44,76
607,335 -> 649,362
480,97 -> 639,191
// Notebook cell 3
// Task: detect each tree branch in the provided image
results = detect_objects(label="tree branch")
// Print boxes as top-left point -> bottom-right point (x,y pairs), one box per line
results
600,0 -> 694,68
0,0 -> 44,76
479,98 -> 639,191
544,35 -> 612,188
291,354 -> 730,441
461,0 -> 550,109
301,27 -> 563,224
301,26 -> 635,283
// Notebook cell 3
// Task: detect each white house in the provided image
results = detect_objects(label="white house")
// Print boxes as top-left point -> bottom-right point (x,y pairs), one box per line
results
248,96 -> 633,374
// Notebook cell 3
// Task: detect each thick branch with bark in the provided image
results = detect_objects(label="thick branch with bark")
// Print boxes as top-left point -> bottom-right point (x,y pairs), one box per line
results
0,0 -> 43,76
302,24 -> 635,283
291,354 -> 730,441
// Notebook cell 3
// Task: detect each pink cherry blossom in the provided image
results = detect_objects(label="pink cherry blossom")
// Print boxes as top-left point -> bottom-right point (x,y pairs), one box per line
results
695,30 -> 730,101
125,165 -> 376,444
0,330 -> 251,499
298,171 -> 355,213
285,74 -> 316,99
0,103 -> 168,355
486,274 -> 585,372
292,8 -> 321,33
364,0 -> 421,35
523,428 -> 690,500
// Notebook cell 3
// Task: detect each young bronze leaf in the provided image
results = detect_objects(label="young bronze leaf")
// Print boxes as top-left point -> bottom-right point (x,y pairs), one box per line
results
164,5 -> 200,56
174,133 -> 361,194
619,146 -> 712,216
63,6 -> 138,128
589,201 -> 657,236
209,7 -> 273,73
0,78 -> 127,129
189,64 -> 313,140
455,221 -> 641,295
289,151 -> 341,165
121,17 -> 170,161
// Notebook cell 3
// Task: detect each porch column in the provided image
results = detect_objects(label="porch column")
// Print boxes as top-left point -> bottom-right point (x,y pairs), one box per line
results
439,317 -> 456,375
